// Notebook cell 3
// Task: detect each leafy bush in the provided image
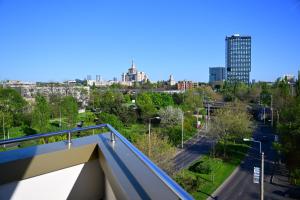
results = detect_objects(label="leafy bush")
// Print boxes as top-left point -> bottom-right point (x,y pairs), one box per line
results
189,161 -> 212,174
174,171 -> 198,192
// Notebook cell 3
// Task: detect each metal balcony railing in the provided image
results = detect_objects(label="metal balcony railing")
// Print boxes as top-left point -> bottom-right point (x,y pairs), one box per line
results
0,124 -> 193,200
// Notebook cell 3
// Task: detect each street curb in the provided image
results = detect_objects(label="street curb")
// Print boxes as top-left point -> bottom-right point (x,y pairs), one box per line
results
207,165 -> 241,200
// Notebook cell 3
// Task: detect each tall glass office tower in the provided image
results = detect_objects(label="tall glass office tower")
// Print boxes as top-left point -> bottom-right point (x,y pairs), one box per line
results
225,34 -> 251,84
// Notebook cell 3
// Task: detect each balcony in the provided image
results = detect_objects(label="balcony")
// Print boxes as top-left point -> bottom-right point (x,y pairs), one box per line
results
0,124 -> 193,200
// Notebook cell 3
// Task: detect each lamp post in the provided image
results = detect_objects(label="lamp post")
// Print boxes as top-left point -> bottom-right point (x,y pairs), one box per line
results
180,110 -> 192,149
263,107 -> 266,124
148,117 -> 160,157
271,95 -> 273,127
206,104 -> 211,131
243,138 -> 264,200
181,112 -> 184,149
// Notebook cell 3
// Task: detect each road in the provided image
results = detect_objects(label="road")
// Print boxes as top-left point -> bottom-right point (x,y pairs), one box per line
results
210,123 -> 300,200
173,133 -> 213,172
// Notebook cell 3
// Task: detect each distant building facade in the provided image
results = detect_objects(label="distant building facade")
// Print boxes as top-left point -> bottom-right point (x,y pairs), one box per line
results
209,67 -> 226,84
177,81 -> 193,90
282,74 -> 295,84
226,34 -> 251,84
121,60 -> 149,84
5,81 -> 90,107
168,75 -> 176,86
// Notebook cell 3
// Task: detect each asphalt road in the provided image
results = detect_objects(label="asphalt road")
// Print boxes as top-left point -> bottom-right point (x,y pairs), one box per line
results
210,123 -> 300,200
173,133 -> 213,172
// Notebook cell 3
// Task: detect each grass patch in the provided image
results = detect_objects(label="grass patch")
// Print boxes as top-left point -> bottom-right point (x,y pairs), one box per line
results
173,142 -> 249,200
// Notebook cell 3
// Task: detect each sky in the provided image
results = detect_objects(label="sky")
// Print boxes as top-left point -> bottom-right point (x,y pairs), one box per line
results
0,0 -> 300,83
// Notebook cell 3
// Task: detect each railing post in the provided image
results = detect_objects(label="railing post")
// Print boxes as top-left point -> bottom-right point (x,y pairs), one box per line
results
67,131 -> 72,146
110,131 -> 115,142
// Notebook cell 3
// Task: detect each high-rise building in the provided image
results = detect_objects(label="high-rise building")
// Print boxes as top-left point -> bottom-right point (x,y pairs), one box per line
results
225,34 -> 251,84
96,75 -> 102,82
121,60 -> 148,83
209,67 -> 226,84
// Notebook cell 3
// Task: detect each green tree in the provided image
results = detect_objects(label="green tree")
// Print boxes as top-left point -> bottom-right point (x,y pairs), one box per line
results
32,95 -> 50,133
150,93 -> 174,108
277,97 -> 300,176
247,84 -> 262,103
48,94 -> 62,119
209,103 -> 253,157
136,92 -> 157,120
0,88 -> 27,126
98,112 -> 124,131
135,133 -> 176,173
234,83 -> 249,101
61,96 -> 78,128
182,89 -> 203,112
0,111 -> 13,139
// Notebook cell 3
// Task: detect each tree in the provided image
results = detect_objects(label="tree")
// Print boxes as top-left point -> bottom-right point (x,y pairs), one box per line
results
136,92 -> 157,120
198,86 -> 223,101
172,93 -> 184,105
0,110 -> 13,139
209,104 -> 253,157
182,89 -> 203,112
277,97 -> 300,175
32,95 -> 50,133
159,106 -> 182,127
247,84 -> 262,103
272,78 -> 293,111
61,96 -> 78,128
135,133 -> 176,173
234,83 -> 249,101
149,93 -> 174,108
49,94 -> 62,119
98,90 -> 124,114
98,112 -> 124,131
0,88 -> 27,126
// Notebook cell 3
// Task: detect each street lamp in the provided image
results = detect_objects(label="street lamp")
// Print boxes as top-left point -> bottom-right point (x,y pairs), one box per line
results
206,104 -> 211,131
181,112 -> 184,149
148,116 -> 160,156
243,138 -> 264,200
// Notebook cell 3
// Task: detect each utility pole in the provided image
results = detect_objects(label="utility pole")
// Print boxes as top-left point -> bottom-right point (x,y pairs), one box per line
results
261,152 -> 264,200
207,104 -> 210,130
263,107 -> 266,124
148,118 -> 151,157
2,115 -> 5,148
271,95 -> 273,127
205,104 -> 210,131
181,112 -> 184,149
59,107 -> 62,128
2,115 -> 5,140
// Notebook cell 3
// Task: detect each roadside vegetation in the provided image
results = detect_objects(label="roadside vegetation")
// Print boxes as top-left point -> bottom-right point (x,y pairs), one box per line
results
173,101 -> 252,199
1,76 -> 300,189
0,86 -> 217,171
174,142 -> 249,200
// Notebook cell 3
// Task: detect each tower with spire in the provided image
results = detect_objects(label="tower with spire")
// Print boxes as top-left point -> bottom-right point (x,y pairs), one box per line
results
121,59 -> 149,84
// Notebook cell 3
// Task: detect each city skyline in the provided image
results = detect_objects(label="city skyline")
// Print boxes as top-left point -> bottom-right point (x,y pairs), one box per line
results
0,0 -> 300,82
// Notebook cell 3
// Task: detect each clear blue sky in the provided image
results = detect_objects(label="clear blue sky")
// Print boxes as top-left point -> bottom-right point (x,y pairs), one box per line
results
0,0 -> 300,82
